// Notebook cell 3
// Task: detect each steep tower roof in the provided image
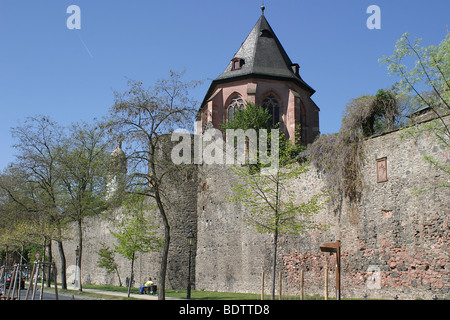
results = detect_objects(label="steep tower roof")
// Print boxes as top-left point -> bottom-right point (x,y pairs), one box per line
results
109,140 -> 127,174
214,7 -> 314,94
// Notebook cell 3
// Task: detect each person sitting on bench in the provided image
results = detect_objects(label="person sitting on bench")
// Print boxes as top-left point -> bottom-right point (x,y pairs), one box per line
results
139,277 -> 154,294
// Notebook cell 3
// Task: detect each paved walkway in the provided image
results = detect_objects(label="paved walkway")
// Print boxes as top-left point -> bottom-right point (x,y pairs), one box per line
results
64,286 -> 180,300
80,288 -> 159,300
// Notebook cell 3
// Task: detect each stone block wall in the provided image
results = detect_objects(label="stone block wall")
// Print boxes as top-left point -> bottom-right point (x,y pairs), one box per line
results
56,148 -> 198,291
55,118 -> 448,299
195,118 -> 449,299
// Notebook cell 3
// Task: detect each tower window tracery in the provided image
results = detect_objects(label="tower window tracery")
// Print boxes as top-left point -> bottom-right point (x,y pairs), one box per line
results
262,93 -> 280,127
227,95 -> 245,121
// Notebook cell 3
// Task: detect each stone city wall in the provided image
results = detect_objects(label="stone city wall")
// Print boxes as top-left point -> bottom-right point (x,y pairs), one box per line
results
55,118 -> 449,299
195,117 -> 449,300
57,145 -> 198,291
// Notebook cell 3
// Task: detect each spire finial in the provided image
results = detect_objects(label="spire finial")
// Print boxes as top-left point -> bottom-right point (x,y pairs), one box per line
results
261,4 -> 265,15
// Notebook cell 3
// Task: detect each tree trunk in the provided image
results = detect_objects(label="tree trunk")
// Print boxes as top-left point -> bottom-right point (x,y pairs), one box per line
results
155,190 -> 170,301
159,222 -> 170,300
57,240 -> 67,290
77,219 -> 83,292
115,267 -> 122,287
45,242 -> 52,287
127,253 -> 135,298
271,227 -> 279,300
271,178 -> 280,300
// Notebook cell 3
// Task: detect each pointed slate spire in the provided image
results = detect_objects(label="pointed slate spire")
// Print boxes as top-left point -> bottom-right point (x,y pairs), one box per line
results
215,8 -> 314,94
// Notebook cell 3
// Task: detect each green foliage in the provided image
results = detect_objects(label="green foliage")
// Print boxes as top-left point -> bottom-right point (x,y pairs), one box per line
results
97,243 -> 118,275
229,163 -> 328,235
222,100 -> 327,234
111,193 -> 162,261
0,117 -> 110,253
308,31 -> 450,208
220,102 -> 271,131
220,101 -> 305,169
380,32 -> 450,186
58,121 -> 110,220
223,101 -> 328,299
227,147 -> 328,299
379,32 -> 450,116
112,214 -> 162,260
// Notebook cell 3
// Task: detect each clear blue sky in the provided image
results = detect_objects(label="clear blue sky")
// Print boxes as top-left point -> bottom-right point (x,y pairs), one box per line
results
1,0 -> 449,170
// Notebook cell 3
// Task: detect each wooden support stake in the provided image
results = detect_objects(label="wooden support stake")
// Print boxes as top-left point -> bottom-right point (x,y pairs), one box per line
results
336,244 -> 341,300
320,240 -> 341,300
32,261 -> 40,300
6,265 -> 17,299
324,267 -> 328,300
261,271 -> 264,300
278,271 -> 282,300
11,264 -> 18,300
300,270 -> 304,300
25,263 -> 36,300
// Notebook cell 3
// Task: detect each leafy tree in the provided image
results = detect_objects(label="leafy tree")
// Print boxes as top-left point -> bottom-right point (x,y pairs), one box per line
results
0,128 -> 68,288
0,168 -> 48,261
380,32 -> 450,125
111,194 -> 162,297
380,32 -> 450,186
220,102 -> 304,169
220,102 -> 271,131
228,161 -> 327,300
7,116 -> 70,288
0,117 -> 111,290
97,243 -> 122,286
224,104 -> 328,300
57,121 -> 110,291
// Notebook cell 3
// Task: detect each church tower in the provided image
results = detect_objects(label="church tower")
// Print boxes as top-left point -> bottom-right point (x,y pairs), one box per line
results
106,140 -> 127,200
196,6 -> 319,145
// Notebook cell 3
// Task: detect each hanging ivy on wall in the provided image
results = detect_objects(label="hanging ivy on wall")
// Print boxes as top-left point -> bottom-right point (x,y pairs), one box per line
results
305,88 -> 404,210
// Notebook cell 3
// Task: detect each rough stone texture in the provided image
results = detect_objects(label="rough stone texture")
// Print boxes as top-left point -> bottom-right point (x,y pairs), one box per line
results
195,118 -> 449,300
55,118 -> 449,299
57,141 -> 198,290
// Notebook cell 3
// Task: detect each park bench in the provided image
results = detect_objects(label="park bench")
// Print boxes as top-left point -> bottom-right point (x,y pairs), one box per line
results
142,285 -> 157,295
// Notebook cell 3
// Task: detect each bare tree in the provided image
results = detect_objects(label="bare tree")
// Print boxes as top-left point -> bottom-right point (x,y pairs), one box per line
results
107,70 -> 199,299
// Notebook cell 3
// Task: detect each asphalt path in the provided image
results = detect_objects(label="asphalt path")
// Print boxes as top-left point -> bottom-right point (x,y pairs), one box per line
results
3,288 -> 90,300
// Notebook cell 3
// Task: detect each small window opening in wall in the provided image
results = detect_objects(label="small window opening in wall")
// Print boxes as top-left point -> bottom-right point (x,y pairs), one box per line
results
231,58 -> 244,70
376,157 -> 388,183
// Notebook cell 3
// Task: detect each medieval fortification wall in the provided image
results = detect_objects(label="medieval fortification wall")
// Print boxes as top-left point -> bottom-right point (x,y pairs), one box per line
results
58,118 -> 449,300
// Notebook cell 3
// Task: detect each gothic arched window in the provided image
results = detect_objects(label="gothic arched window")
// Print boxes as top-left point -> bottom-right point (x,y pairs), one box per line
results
262,94 -> 280,127
227,95 -> 245,121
